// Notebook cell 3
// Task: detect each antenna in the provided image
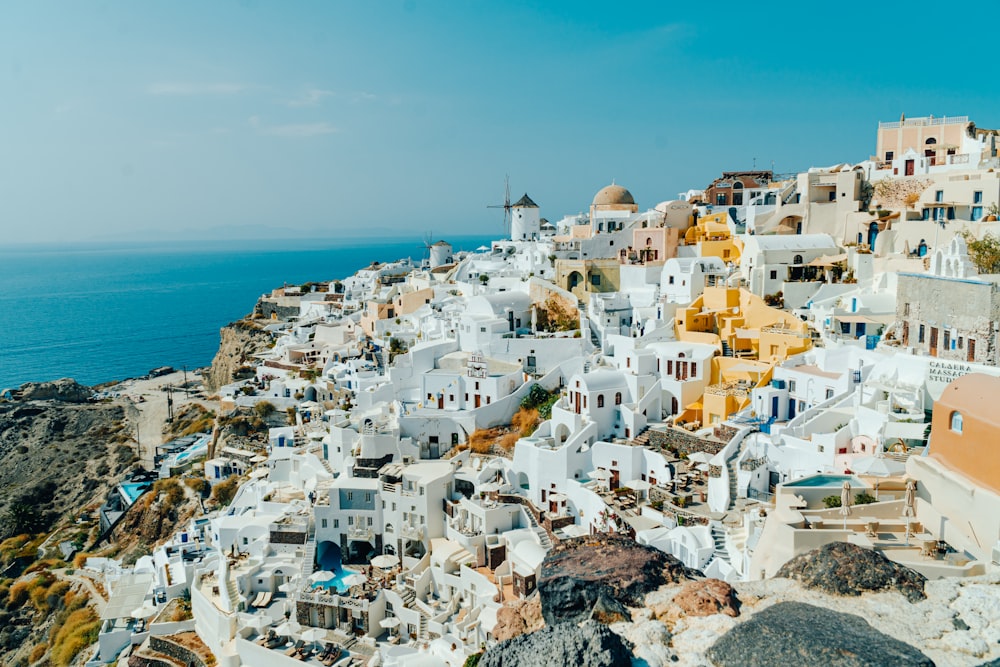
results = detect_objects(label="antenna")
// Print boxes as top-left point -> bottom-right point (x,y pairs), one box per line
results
487,174 -> 512,236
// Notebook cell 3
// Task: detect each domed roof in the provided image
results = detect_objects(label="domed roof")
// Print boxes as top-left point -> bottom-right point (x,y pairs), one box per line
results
592,183 -> 635,207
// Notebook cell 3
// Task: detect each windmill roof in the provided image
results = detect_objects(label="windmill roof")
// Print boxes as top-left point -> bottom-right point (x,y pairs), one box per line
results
513,194 -> 538,208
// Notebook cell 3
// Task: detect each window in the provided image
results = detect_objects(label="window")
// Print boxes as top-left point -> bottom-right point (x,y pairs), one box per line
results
322,518 -> 328,528
668,276 -> 675,285
597,395 -> 604,408
690,363 -> 697,376
974,206 -> 984,220
615,392 -> 622,405
935,190 -> 944,203
974,191 -> 983,204
666,360 -> 673,374
885,151 -> 893,161
591,274 -> 601,286
788,380 -> 796,393
918,324 -> 925,343
793,255 -> 803,265
716,193 -> 727,206
769,270 -> 777,280
825,388 -> 834,400
347,491 -> 353,501
950,411 -> 963,434
903,302 -> 910,316
333,519 -> 339,528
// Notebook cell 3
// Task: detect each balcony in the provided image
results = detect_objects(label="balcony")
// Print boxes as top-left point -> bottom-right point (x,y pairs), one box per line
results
400,524 -> 423,541
347,526 -> 374,542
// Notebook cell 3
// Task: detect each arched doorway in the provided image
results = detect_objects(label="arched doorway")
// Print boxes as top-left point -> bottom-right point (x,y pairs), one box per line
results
567,271 -> 584,290
317,541 -> 343,572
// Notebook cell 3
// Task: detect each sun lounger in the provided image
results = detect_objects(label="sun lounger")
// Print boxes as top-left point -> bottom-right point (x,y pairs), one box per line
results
253,591 -> 272,608
285,639 -> 305,656
250,592 -> 265,607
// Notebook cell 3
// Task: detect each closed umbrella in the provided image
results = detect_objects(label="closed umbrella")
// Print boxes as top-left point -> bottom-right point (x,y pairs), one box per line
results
840,480 -> 853,530
903,479 -> 916,546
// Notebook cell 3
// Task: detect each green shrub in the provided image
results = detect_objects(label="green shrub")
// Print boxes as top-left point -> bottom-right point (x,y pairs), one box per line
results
822,495 -> 842,508
855,492 -> 877,505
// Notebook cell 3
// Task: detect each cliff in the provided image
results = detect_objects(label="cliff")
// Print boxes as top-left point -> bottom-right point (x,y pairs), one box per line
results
203,319 -> 272,392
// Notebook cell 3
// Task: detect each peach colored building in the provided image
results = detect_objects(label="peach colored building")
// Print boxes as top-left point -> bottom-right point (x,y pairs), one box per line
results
927,373 -> 1000,496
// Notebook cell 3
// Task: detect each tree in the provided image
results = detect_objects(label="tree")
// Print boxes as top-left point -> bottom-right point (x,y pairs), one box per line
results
254,401 -> 276,418
960,230 -> 1000,274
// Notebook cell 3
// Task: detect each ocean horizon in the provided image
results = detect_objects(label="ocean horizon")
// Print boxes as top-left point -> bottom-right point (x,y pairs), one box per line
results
0,234 -> 496,389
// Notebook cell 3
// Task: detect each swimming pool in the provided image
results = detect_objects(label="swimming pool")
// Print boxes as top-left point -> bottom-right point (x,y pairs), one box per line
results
311,567 -> 362,594
784,474 -> 863,488
119,481 -> 151,504
174,436 -> 209,464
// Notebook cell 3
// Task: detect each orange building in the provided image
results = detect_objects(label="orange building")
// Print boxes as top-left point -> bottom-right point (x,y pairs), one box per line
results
928,373 -> 1000,496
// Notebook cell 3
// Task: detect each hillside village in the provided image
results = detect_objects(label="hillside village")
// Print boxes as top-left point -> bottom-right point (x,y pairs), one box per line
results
49,114 -> 1000,666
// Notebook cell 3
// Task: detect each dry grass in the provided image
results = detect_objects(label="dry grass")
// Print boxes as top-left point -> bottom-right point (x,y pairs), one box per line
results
466,407 -> 541,455
29,643 -> 47,662
49,607 -> 101,667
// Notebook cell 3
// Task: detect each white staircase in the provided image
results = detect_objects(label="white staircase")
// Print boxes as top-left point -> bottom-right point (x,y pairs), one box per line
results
710,524 -> 729,564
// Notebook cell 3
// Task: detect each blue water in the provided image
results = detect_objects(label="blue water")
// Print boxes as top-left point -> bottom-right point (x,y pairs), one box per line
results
0,235 -> 495,388
119,482 -> 151,504
785,474 -> 862,488
311,566 -> 362,594
174,436 -> 209,464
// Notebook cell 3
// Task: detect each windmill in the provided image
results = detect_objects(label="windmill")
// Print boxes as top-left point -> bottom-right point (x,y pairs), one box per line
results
487,174 -> 512,237
418,231 -> 434,267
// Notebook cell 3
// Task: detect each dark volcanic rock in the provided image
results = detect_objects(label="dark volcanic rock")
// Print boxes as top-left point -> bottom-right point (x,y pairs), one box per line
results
776,541 -> 926,602
17,378 -> 93,403
707,601 -> 935,667
538,534 -> 701,625
480,620 -> 632,667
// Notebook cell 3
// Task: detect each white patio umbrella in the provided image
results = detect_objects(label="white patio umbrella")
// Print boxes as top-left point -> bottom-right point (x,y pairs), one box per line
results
840,480 -> 853,530
250,454 -> 268,463
379,617 -> 401,629
300,627 -> 326,649
310,570 -> 335,582
239,612 -> 272,632
852,456 -> 906,477
278,581 -> 298,594
274,620 -> 301,637
903,479 -> 917,546
687,451 -> 713,465
130,603 -> 158,619
590,468 -> 612,480
342,573 -> 367,588
371,554 -> 400,570
624,479 -> 651,492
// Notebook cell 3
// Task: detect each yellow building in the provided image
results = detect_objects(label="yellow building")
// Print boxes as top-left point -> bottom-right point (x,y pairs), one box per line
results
554,258 -> 621,301
683,212 -> 742,264
674,287 -> 811,425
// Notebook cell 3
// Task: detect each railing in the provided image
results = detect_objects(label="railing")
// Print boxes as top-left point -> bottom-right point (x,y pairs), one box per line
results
348,526 -> 374,541
878,115 -> 967,129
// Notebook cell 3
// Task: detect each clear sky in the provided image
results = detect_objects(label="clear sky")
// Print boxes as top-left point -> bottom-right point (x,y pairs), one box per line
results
2,1 -> 997,244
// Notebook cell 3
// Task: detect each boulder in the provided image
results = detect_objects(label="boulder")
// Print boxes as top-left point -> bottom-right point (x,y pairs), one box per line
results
776,542 -> 926,602
707,601 -> 935,666
480,620 -> 632,667
18,378 -> 92,403
669,578 -> 740,619
493,596 -> 544,642
538,534 -> 700,625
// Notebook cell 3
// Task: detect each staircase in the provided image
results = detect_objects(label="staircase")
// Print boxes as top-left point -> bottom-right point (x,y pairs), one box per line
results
418,614 -> 428,639
721,341 -> 734,357
400,588 -> 416,606
303,536 -> 317,577
710,524 -> 729,564
630,427 -> 651,448
319,457 -> 335,475
224,572 -> 240,610
523,507 -> 552,549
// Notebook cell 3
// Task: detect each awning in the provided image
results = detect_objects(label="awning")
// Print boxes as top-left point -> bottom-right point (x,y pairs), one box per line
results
101,573 -> 155,620
685,401 -> 703,410
834,313 -> 895,325
808,253 -> 848,267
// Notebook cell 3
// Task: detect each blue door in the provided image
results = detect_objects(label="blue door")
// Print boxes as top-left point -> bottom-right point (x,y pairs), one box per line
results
788,398 -> 796,419
771,396 -> 779,419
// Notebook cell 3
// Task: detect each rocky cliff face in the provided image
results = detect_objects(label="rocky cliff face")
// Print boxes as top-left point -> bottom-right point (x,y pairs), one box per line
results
537,534 -> 701,626
203,320 -> 272,392
0,395 -> 131,540
481,620 -> 632,667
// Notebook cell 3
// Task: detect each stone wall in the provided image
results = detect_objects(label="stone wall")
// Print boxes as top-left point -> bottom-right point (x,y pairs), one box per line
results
127,635 -> 208,667
897,273 -> 1000,365
646,427 -> 725,456
270,530 -> 307,545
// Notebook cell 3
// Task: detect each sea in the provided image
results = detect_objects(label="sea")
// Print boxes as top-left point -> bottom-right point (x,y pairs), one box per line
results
0,235 -> 496,389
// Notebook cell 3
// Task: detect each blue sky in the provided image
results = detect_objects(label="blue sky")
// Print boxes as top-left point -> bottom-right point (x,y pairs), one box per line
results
2,1 -> 997,244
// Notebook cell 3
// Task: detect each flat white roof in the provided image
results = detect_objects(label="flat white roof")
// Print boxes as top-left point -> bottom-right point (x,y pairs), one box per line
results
101,572 -> 154,620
